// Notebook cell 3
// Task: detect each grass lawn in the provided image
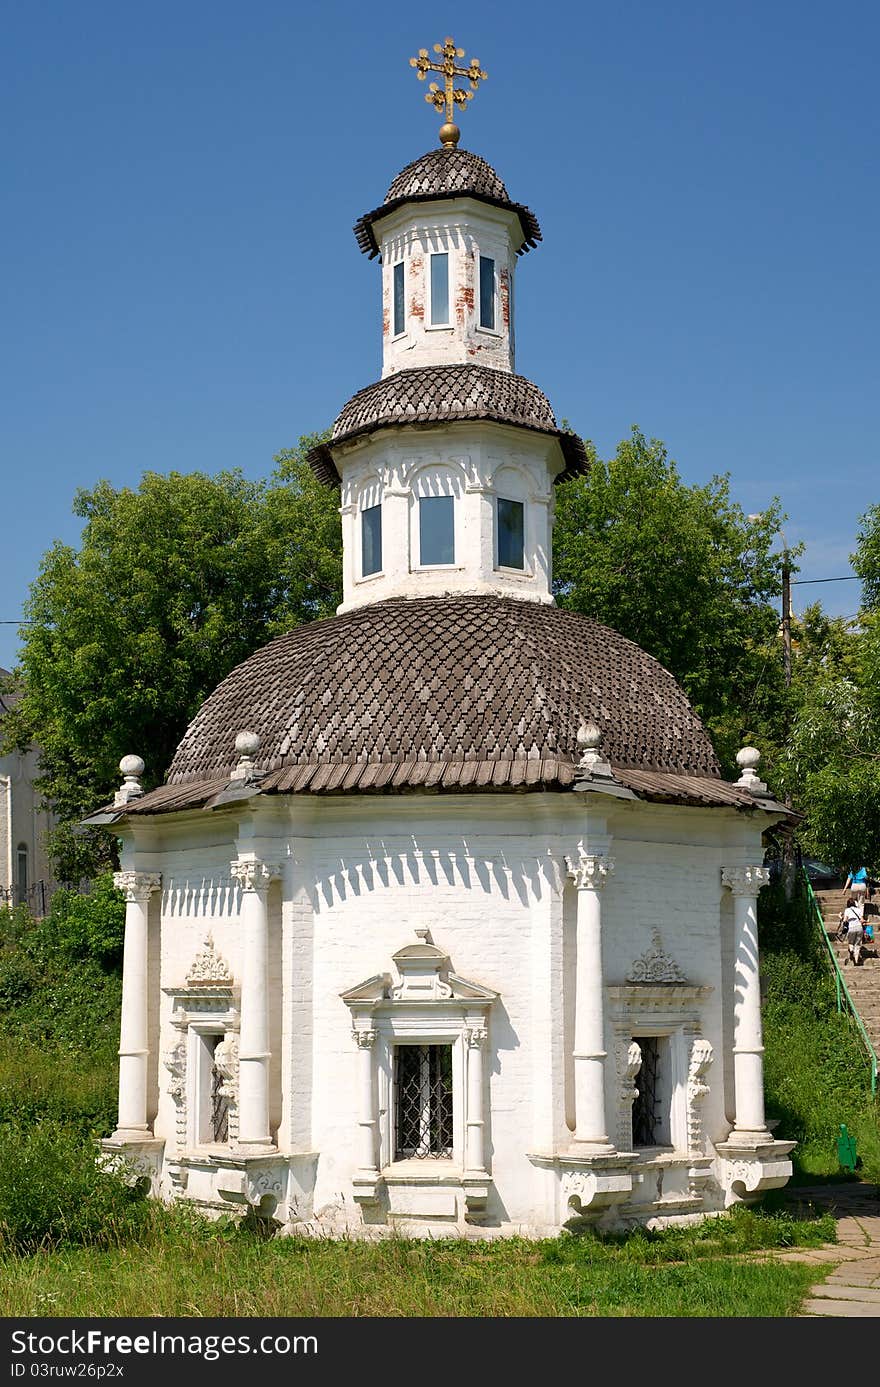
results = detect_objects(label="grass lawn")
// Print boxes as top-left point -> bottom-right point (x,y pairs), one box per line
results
0,1205 -> 835,1318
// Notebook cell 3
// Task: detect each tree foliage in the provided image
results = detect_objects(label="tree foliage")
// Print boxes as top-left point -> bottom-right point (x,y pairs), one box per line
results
553,427 -> 789,770
2,439 -> 341,874
2,421 -> 831,877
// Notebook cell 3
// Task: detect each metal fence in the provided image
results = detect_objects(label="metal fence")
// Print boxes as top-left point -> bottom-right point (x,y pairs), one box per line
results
0,879 -> 93,917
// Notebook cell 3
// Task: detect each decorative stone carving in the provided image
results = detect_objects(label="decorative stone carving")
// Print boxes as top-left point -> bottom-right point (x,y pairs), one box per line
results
616,1040 -> 642,1151
230,730 -> 261,781
734,746 -> 769,796
186,932 -> 234,987
390,940 -> 454,1001
564,845 -> 614,891
113,870 -> 161,903
351,1029 -> 377,1049
163,1037 -> 188,1151
465,1025 -> 488,1049
627,929 -> 687,984
230,859 -> 280,894
560,1164 -> 634,1224
99,1142 -> 163,1194
721,865 -> 771,897
575,723 -> 613,779
214,1033 -> 240,1146
114,755 -> 146,807
686,1037 -> 714,1155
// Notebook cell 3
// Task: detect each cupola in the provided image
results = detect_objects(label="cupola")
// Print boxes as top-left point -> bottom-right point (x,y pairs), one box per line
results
306,37 -> 588,614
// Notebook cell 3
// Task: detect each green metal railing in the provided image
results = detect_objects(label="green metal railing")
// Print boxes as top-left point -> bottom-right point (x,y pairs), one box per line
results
804,872 -> 878,1096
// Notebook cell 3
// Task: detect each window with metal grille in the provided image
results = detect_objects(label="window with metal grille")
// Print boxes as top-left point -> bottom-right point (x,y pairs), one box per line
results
631,1035 -> 662,1146
394,1044 -> 453,1158
210,1036 -> 229,1144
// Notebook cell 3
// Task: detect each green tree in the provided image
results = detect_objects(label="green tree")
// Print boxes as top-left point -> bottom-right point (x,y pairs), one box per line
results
2,440 -> 341,876
553,427 -> 790,771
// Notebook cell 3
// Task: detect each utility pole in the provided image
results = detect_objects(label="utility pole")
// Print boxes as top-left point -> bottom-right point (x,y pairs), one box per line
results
781,546 -> 792,688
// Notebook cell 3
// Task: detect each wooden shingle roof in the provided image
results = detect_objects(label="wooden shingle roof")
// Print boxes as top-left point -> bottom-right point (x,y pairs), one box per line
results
353,148 -> 542,259
307,365 -> 588,487
114,596 -> 737,815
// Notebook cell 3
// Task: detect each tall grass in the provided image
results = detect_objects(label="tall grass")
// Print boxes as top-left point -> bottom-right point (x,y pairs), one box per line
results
759,876 -> 880,1181
0,1205 -> 832,1317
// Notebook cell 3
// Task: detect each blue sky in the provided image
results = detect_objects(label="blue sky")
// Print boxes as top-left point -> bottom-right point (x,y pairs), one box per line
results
2,0 -> 877,671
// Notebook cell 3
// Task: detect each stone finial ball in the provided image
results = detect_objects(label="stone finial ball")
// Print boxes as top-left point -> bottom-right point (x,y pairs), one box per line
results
577,721 -> 603,749
235,730 -> 260,758
119,754 -> 145,778
736,746 -> 761,770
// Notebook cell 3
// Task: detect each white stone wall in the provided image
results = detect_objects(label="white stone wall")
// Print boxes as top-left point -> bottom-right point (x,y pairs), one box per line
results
336,422 -> 558,612
377,201 -> 520,377
130,791 -> 770,1232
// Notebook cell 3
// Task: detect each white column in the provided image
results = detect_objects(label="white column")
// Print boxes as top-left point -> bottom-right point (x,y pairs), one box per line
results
112,870 -> 161,1140
231,858 -> 278,1149
352,1028 -> 379,1175
565,846 -> 615,1151
722,865 -> 772,1140
465,1022 -> 488,1173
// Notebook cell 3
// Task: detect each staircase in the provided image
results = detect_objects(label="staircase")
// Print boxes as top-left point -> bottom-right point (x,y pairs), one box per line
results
813,886 -> 880,1062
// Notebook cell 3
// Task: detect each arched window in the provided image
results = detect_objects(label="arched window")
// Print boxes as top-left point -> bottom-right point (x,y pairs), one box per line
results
410,465 -> 462,569
358,477 -> 383,579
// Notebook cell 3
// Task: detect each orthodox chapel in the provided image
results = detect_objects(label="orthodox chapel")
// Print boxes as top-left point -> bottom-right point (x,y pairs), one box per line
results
90,41 -> 795,1235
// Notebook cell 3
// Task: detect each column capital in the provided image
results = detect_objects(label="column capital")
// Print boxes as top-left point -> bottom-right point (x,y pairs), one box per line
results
113,870 -> 161,903
722,865 -> 770,897
465,1025 -> 488,1049
351,1028 -> 377,1050
230,859 -> 281,894
564,845 -> 614,891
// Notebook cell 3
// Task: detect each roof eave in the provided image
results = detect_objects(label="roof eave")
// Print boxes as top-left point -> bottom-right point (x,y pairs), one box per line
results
307,422 -> 587,490
353,192 -> 542,261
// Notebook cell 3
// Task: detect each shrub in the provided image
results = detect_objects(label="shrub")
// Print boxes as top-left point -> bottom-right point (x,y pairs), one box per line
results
0,1121 -> 152,1252
46,874 -> 126,970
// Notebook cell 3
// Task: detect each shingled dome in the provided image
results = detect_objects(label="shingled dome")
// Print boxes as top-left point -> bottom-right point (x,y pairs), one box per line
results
113,596 -> 754,817
307,364 -> 587,487
354,147 -> 542,258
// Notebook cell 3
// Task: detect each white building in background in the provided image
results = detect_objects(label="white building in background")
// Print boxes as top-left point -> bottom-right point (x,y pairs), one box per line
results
88,53 -> 795,1235
0,670 -> 55,912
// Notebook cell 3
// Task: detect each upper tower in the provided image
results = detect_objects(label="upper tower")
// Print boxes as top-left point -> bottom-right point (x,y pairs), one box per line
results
307,39 -> 587,614
353,39 -> 540,379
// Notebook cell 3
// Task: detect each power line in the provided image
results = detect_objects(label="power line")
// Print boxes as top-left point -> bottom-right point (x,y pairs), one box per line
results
791,576 -> 860,586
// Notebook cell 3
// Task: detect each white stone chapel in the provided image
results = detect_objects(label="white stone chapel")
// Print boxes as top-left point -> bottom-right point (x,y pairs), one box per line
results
90,40 -> 795,1235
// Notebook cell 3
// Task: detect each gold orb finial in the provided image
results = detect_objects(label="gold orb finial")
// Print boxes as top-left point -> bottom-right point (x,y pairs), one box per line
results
409,36 -> 487,147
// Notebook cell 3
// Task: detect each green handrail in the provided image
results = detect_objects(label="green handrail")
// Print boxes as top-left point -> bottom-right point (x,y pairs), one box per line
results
804,871 -> 878,1096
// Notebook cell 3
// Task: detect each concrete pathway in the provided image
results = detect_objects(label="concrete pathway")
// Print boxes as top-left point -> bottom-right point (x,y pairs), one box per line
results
777,1182 -> 880,1317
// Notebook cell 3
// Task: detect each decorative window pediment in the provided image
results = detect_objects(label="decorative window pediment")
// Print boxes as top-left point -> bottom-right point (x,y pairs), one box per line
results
341,931 -> 498,1220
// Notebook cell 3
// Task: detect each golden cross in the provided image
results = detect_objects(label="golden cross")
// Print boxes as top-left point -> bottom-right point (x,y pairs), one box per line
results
409,37 -> 488,147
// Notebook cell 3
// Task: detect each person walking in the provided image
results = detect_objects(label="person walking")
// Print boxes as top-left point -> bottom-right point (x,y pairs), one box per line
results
844,866 -> 871,905
842,896 -> 865,966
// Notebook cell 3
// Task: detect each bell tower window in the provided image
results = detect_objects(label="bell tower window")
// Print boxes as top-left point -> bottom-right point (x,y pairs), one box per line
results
429,253 -> 449,326
361,503 -> 383,577
497,497 -> 524,570
479,256 -> 496,330
393,261 -> 405,337
419,495 -> 455,566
